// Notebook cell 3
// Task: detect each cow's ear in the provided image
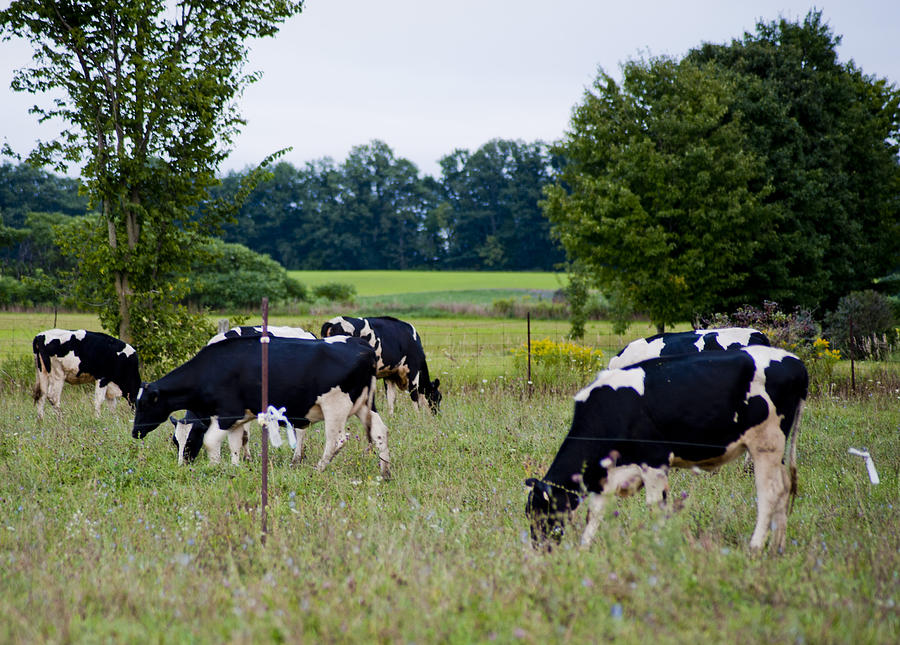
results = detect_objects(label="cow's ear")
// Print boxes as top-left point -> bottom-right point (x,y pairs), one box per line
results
433,378 -> 440,389
525,477 -> 539,488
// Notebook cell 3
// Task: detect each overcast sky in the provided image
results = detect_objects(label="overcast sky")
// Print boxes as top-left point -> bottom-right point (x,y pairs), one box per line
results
1,1 -> 898,178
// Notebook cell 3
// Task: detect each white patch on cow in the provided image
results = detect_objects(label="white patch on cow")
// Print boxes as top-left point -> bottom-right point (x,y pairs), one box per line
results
137,386 -> 144,400
409,323 -> 419,342
257,326 -> 315,339
323,335 -> 349,344
118,343 -> 136,357
326,317 -> 357,336
39,328 -> 83,344
711,327 -> 762,348
575,367 -> 646,401
607,337 -> 665,369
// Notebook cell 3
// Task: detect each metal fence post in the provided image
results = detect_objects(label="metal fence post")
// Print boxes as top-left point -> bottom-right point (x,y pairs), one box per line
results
527,312 -> 532,396
260,298 -> 269,544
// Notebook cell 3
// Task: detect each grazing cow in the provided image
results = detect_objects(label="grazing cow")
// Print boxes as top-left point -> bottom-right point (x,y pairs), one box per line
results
133,335 -> 391,478
607,328 -> 770,370
207,325 -> 316,345
320,315 -> 441,414
32,329 -> 140,420
167,326 -> 317,463
525,346 -> 807,553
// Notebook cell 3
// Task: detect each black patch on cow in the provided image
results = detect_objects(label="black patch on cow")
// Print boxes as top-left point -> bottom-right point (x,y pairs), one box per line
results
321,315 -> 442,413
33,330 -> 141,404
133,336 -> 377,438
527,348 -> 808,545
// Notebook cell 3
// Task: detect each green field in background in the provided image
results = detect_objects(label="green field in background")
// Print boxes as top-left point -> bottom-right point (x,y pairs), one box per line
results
288,270 -> 564,296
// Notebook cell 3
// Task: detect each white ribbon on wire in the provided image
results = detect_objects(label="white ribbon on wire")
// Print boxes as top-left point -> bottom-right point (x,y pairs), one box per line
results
257,405 -> 296,450
848,448 -> 880,485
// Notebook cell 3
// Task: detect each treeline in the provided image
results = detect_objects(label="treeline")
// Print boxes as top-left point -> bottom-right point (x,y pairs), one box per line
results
213,138 -> 565,271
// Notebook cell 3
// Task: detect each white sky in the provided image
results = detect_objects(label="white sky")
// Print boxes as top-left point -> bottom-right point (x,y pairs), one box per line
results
1,1 -> 898,178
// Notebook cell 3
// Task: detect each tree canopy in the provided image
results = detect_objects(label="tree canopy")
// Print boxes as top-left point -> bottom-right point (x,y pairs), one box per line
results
215,138 -> 564,271
545,11 -> 900,332
0,0 -> 303,348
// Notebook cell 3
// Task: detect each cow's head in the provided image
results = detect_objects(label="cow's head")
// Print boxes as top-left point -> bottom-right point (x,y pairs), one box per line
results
170,413 -> 207,463
525,477 -> 572,549
425,378 -> 442,414
132,382 -> 167,439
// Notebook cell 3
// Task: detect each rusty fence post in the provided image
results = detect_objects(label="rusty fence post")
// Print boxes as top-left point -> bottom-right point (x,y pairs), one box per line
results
260,298 -> 269,544
527,312 -> 532,397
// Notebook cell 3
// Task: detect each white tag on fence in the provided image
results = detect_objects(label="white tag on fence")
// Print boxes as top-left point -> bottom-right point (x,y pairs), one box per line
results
848,448 -> 880,485
257,405 -> 294,449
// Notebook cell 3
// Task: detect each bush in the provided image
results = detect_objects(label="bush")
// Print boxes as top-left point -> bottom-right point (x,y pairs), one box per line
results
186,239 -> 306,310
511,337 -> 604,384
312,282 -> 356,302
702,300 -> 819,350
824,290 -> 898,360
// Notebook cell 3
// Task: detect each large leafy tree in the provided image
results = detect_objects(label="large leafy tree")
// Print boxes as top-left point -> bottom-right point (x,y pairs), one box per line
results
545,58 -> 777,331
546,11 -> 900,332
0,0 -> 303,344
687,11 -> 900,310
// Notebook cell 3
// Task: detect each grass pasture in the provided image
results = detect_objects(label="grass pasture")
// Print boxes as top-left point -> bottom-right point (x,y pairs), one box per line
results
0,383 -> 898,643
1,296 -> 899,642
288,270 -> 564,297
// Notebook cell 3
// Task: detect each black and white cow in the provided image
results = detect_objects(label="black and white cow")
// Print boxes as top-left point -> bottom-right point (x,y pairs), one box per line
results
165,325 -> 319,463
133,335 -> 391,478
607,327 -> 770,370
320,315 -> 441,414
32,329 -> 141,420
525,345 -> 807,553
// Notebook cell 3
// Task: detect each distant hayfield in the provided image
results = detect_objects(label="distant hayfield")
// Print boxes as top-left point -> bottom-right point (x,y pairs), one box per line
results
288,270 -> 564,296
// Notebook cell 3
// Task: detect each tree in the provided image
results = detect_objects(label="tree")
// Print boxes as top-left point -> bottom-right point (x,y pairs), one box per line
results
0,0 -> 303,345
687,11 -> 900,311
440,139 -> 563,270
546,12 -> 900,332
544,57 -> 777,331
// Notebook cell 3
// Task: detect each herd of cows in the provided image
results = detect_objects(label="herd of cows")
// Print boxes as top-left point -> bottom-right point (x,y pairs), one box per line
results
30,320 -> 808,554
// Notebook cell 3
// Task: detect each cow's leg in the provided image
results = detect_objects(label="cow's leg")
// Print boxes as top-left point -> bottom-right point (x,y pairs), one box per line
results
34,368 -> 49,421
92,382 -> 106,417
641,465 -> 670,509
203,416 -> 228,464
46,369 -> 65,419
226,416 -> 255,466
581,464 -> 643,547
581,493 -> 610,547
290,421 -> 309,466
240,421 -> 252,462
360,409 -> 390,480
316,389 -> 353,472
385,380 -> 397,415
173,420 -> 191,465
746,424 -> 790,552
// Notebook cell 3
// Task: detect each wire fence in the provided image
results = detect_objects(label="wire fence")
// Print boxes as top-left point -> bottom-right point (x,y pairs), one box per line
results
4,309 -> 898,396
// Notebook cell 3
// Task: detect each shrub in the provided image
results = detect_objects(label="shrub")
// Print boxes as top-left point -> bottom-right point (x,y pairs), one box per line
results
702,301 -> 819,350
186,239 -> 307,310
511,337 -> 604,383
824,290 -> 898,360
312,282 -> 356,302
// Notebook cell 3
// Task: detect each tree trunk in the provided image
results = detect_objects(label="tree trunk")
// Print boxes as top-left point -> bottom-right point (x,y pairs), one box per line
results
656,322 -> 665,334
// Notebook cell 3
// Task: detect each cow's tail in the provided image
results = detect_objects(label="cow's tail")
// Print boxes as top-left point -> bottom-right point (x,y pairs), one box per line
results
787,399 -> 805,514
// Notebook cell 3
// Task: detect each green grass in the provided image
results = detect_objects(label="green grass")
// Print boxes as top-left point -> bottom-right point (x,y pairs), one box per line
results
1,384 -> 897,643
288,270 -> 564,296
